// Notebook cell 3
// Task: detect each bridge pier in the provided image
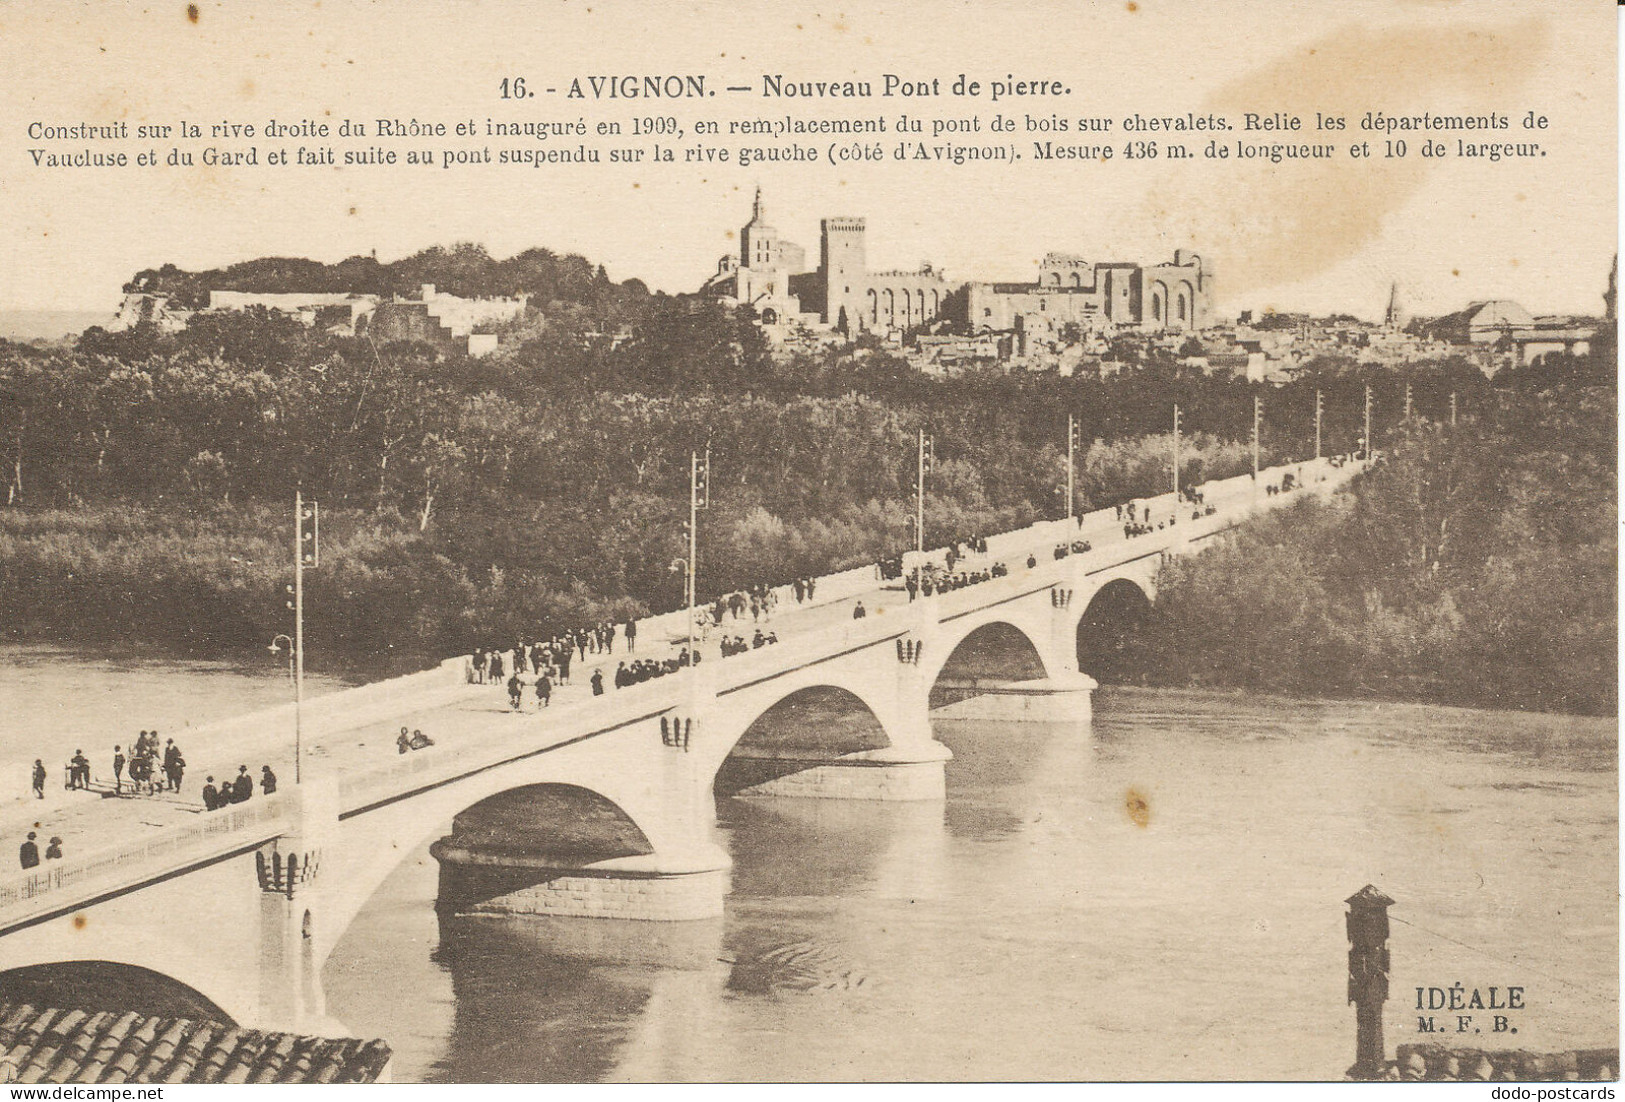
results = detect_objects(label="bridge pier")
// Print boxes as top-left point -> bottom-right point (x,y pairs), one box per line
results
717,738 -> 952,801
430,841 -> 731,923
931,673 -> 1098,724
254,781 -> 342,1034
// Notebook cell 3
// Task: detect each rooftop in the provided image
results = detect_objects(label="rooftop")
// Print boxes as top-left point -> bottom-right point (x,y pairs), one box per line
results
0,1004 -> 391,1085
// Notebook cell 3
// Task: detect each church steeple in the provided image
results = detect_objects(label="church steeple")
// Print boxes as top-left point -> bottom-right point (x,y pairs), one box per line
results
741,186 -> 777,268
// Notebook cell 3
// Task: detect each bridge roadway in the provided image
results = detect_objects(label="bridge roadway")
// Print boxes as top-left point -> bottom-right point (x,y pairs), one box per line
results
0,456 -> 1361,943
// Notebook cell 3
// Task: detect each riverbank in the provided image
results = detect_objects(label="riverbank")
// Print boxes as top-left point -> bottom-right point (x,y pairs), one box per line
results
1110,390 -> 1616,717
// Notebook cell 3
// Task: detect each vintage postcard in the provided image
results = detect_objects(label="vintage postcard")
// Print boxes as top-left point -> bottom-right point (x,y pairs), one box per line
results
0,0 -> 1616,1091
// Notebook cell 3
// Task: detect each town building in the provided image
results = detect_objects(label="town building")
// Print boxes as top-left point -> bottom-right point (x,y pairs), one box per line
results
703,192 -> 1214,344
965,251 -> 1215,335
702,190 -> 952,335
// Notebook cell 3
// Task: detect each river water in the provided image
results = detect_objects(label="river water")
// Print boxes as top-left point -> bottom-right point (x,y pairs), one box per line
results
1,649 -> 1614,1080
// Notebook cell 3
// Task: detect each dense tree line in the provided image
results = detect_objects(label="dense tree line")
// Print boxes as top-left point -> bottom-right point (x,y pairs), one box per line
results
1110,384 -> 1616,715
0,254 -> 1611,699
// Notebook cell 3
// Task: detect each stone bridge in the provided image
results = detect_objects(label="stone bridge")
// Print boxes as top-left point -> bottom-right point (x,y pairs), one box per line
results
0,457 -> 1362,1036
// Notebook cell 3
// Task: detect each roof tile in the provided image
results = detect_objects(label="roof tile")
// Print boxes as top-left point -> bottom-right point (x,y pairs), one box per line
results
0,1005 -> 388,1085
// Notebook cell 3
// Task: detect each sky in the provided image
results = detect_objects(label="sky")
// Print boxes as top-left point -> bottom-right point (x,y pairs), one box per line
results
0,0 -> 1616,321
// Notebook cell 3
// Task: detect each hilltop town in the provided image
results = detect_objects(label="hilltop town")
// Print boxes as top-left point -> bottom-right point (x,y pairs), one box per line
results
103,191 -> 1607,385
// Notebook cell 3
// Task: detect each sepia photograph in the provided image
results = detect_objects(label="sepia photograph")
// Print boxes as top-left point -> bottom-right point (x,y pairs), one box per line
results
0,0 -> 1616,1089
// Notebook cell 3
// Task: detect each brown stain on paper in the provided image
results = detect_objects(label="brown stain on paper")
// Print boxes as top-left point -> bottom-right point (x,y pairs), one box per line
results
1125,787 -> 1151,828
1138,16 -> 1551,300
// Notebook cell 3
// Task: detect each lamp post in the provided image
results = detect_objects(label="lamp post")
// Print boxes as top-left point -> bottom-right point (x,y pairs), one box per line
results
267,634 -> 300,785
288,491 -> 318,785
1171,404 -> 1181,500
1364,384 -> 1374,462
915,429 -> 933,554
687,447 -> 709,668
1251,395 -> 1262,488
1315,388 -> 1323,461
1066,413 -> 1077,522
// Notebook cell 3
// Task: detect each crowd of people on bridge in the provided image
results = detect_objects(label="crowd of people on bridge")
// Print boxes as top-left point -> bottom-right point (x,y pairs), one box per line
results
612,651 -> 700,689
470,619 -> 644,686
721,630 -> 779,656
713,585 -> 779,625
904,562 -> 1009,602
200,763 -> 276,811
47,732 -> 189,799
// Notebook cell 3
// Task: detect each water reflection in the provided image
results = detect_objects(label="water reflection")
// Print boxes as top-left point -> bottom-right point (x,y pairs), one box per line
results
318,685 -> 1615,1081
718,795 -> 947,901
428,918 -> 658,1083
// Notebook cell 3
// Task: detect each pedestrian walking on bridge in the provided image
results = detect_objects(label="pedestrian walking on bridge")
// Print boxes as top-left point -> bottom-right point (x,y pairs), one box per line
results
32,760 -> 45,800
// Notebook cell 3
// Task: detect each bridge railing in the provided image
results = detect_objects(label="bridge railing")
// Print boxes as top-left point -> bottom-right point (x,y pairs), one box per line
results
0,795 -> 290,923
335,657 -> 706,812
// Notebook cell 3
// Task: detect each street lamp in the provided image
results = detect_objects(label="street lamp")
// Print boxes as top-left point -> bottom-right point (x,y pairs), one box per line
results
267,633 -> 301,785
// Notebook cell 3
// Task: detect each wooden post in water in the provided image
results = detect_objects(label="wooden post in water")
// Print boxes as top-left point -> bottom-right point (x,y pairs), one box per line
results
1346,884 -> 1395,1080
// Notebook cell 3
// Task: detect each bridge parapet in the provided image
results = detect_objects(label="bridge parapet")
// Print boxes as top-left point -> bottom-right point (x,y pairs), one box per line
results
0,795 -> 291,930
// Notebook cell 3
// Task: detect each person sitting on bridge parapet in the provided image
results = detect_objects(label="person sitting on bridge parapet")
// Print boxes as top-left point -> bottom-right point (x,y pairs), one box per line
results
232,765 -> 253,804
261,765 -> 277,795
201,776 -> 220,810
19,832 -> 38,870
44,837 -> 61,861
409,729 -> 434,749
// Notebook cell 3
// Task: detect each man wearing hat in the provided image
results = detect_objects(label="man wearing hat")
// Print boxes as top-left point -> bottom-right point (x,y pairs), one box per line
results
18,832 -> 39,869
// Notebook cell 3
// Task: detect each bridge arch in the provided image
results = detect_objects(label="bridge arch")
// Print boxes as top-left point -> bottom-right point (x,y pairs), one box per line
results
0,944 -> 249,1026
713,685 -> 892,798
322,759 -> 678,962
441,783 -> 655,862
926,621 -> 1051,707
1075,576 -> 1153,680
917,614 -> 1059,696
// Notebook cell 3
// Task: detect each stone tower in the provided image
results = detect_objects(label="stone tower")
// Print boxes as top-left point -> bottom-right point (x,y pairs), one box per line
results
820,217 -> 867,330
